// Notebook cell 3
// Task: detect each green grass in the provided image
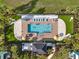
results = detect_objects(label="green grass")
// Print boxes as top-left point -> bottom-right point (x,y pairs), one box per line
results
12,15 -> 21,20
0,0 -> 4,5
59,15 -> 73,34
6,25 -> 17,41
4,0 -> 31,9
4,0 -> 79,13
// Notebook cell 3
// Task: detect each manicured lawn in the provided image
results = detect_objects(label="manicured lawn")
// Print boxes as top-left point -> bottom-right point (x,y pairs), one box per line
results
0,0 -> 4,5
4,0 -> 31,9
6,25 -> 17,41
4,0 -> 79,13
59,15 -> 73,34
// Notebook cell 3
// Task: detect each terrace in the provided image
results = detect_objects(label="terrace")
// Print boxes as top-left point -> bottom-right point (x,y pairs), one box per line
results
14,15 -> 66,41
22,15 -> 58,40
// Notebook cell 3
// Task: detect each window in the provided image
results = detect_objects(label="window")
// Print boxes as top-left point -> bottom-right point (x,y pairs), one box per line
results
36,19 -> 38,21
43,18 -> 44,21
33,18 -> 48,22
73,54 -> 76,59
46,19 -> 48,21
33,19 -> 35,21
41,18 -> 43,21
39,19 -> 40,21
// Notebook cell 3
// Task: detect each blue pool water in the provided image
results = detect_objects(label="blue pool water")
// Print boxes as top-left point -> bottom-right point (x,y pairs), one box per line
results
28,24 -> 52,34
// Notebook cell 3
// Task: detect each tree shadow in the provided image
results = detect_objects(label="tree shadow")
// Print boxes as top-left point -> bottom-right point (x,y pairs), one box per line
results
33,7 -> 45,14
15,44 -> 29,59
14,0 -> 46,14
14,0 -> 39,13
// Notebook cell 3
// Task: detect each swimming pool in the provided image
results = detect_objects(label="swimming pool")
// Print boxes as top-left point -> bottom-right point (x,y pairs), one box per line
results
28,24 -> 52,34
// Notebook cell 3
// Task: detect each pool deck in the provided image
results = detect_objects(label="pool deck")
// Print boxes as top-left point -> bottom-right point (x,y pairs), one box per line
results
58,18 -> 66,36
22,18 -> 58,40
14,15 -> 67,41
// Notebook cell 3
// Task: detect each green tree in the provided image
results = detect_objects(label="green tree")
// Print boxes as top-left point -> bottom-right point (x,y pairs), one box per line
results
52,46 -> 69,59
0,5 -> 15,38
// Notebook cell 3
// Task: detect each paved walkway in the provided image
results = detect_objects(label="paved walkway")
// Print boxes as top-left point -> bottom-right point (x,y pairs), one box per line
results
47,47 -> 56,59
54,18 -> 66,41
58,18 -> 66,36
